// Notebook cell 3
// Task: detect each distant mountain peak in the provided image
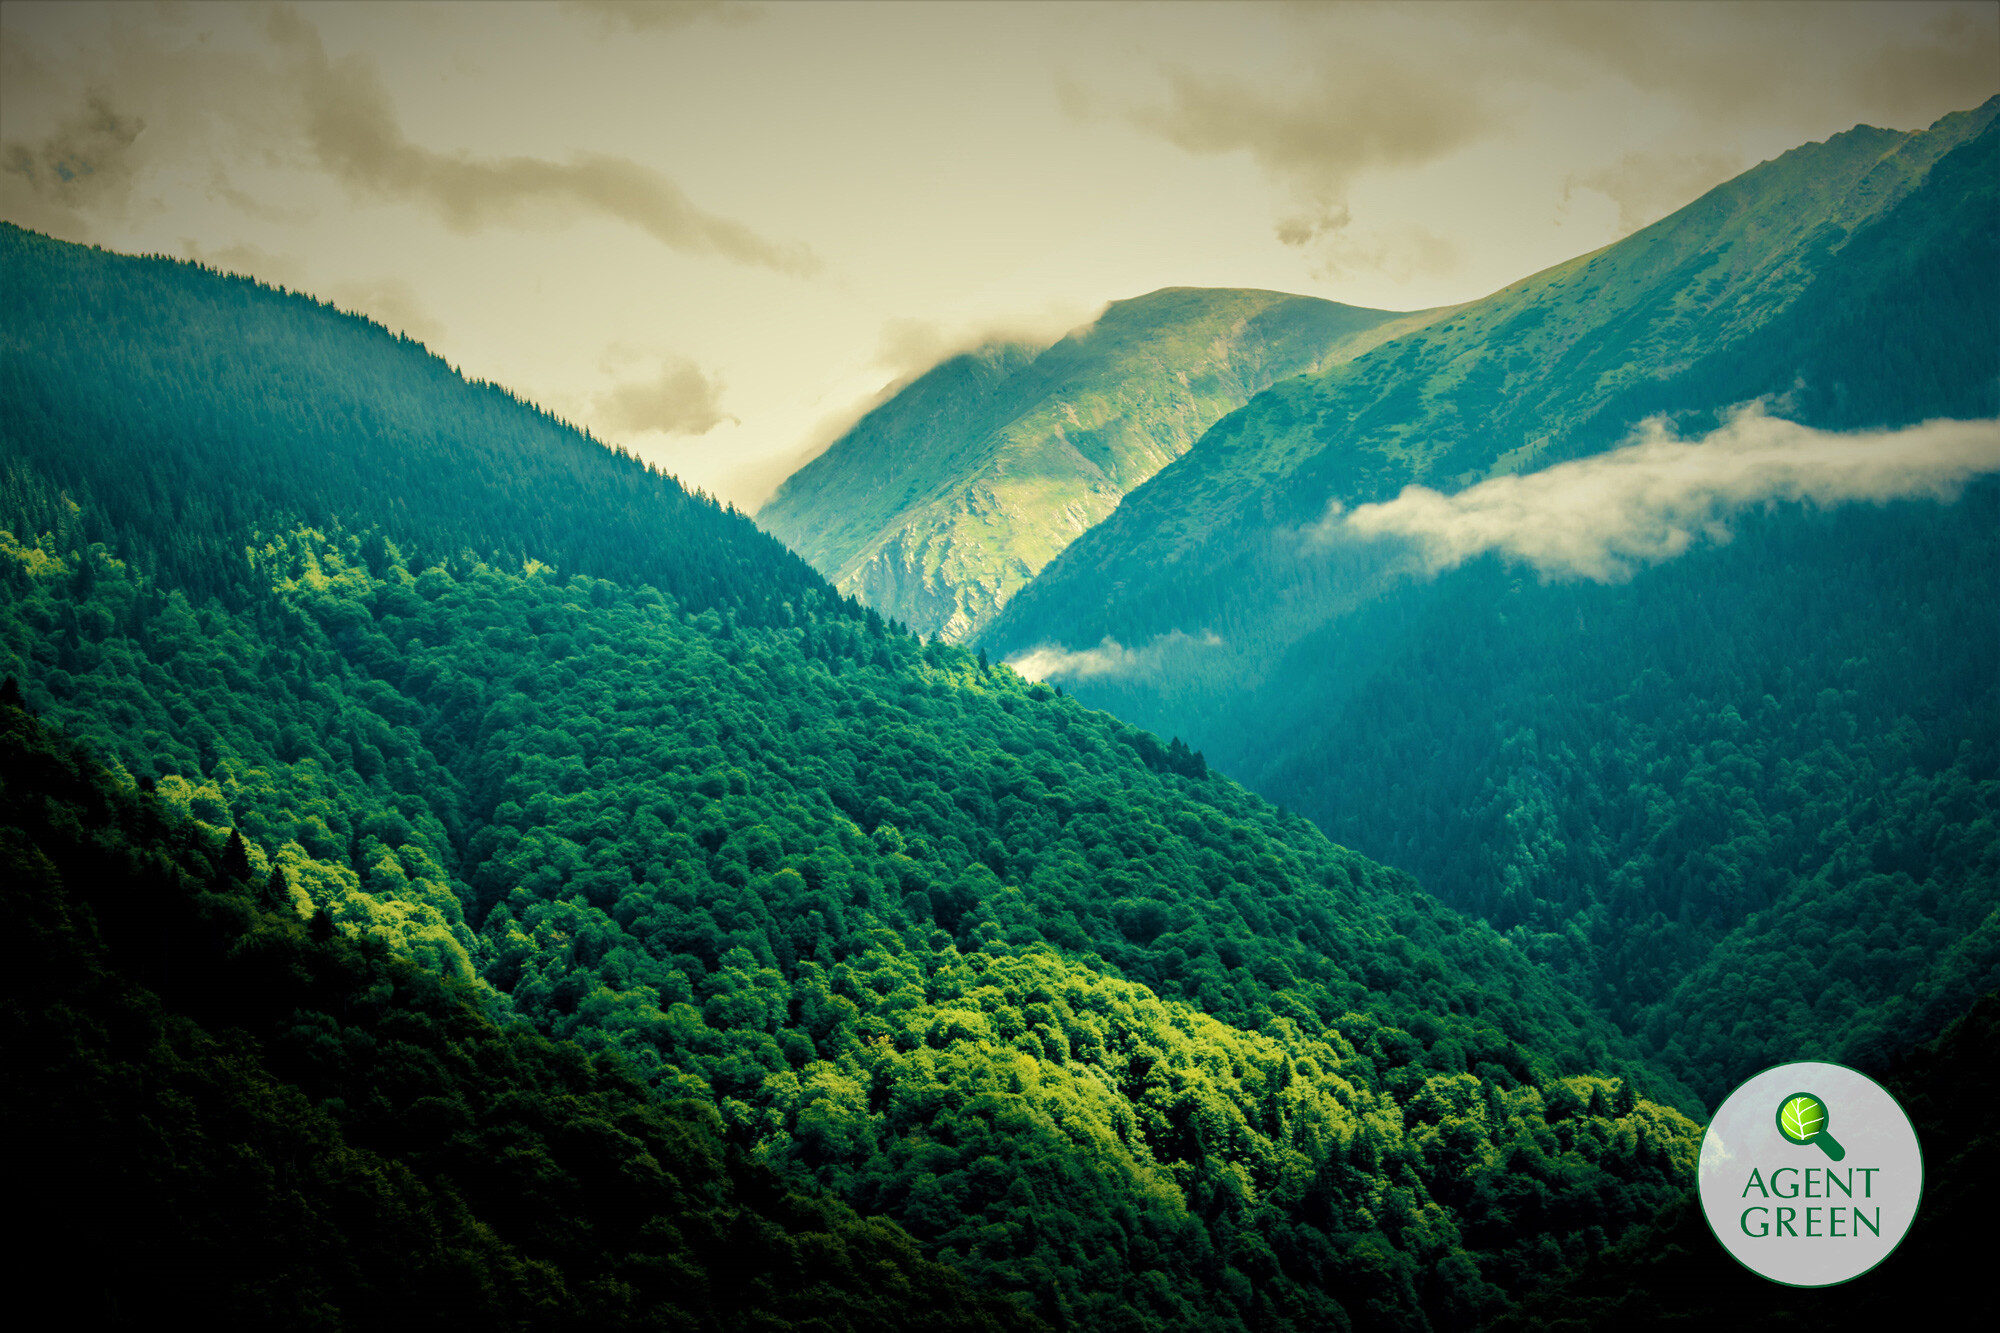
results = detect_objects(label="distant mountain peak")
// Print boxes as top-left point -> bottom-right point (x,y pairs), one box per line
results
988,100 -> 2000,668
759,285 -> 1446,641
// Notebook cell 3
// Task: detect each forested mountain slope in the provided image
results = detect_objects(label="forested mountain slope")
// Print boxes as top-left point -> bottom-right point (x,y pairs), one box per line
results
759,289 -> 1438,642
0,510 -> 1701,1332
1493,989 -> 1996,1330
1230,487 -> 2000,1106
988,98 -> 1999,670
980,102 -> 2000,1108
1,699 -> 1034,1333
3,231 -> 1703,1331
0,223 -> 824,624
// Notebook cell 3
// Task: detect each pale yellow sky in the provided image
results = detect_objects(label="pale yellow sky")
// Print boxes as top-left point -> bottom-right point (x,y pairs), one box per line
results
4,0 -> 1995,506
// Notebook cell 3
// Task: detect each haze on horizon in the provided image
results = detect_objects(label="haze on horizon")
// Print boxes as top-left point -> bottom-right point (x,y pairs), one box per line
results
3,0 -> 1994,507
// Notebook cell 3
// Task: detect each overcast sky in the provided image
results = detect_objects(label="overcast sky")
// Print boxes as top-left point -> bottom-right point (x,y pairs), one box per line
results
4,0 -> 1995,507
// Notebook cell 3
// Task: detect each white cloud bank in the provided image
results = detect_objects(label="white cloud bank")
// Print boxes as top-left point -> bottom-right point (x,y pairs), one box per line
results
1328,406 -> 2000,583
1007,630 -> 1223,683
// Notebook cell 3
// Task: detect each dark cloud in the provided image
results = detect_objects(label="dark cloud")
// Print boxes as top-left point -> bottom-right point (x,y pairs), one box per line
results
597,358 -> 735,436
1480,1 -> 2000,127
1563,148 -> 1745,236
202,163 -> 314,226
562,1 -> 761,33
266,7 -> 816,275
0,12 -> 300,239
1,91 -> 145,230
1134,56 -> 1496,251
1847,5 -> 2000,121
1104,1 -> 1998,259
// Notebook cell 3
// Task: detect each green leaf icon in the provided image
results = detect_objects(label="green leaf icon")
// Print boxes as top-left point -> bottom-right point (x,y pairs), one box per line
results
1780,1095 -> 1823,1140
1775,1092 -> 1846,1161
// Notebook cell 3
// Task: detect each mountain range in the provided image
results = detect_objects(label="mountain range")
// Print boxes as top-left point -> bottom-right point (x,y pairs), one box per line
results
987,98 -> 1999,678
759,288 -> 1441,642
2,97 -> 1994,1332
5,221 -> 1709,1331
949,100 -> 2000,1103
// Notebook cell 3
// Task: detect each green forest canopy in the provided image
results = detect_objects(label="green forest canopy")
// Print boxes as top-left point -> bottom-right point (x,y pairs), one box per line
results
0,509 -> 1703,1331
1227,487 -> 2000,1106
1,697 -> 1035,1333
4,208 -> 1990,1328
969,100 -> 2000,1110
0,219 -> 1721,1330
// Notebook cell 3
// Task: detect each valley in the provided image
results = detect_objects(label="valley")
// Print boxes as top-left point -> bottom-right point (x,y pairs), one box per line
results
1,88 -> 1993,1333
4,224 -> 1695,1331
968,99 -> 2000,1111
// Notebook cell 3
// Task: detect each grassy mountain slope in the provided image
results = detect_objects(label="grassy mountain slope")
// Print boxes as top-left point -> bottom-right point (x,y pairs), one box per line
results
2,231 -> 1702,1331
760,288 -> 1437,642
981,102 -> 2000,1105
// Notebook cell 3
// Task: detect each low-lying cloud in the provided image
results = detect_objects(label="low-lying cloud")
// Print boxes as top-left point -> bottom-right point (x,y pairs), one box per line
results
180,240 -> 446,347
748,300 -> 1114,512
1007,630 -> 1223,683
1563,148 -> 1747,237
596,358 -> 734,437
1326,406 -> 2000,583
323,276 -> 446,349
873,301 -> 1107,383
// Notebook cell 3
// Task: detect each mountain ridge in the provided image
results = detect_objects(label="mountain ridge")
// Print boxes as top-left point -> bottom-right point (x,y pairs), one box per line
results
760,286 -> 1444,641
972,100 -> 2000,1107
985,97 -> 2000,669
3,225 -> 1712,1331
0,221 -> 828,626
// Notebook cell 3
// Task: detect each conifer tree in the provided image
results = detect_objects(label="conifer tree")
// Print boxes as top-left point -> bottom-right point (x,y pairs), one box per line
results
222,829 -> 253,881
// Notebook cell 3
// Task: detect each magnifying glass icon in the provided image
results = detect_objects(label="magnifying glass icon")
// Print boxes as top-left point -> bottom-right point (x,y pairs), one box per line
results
1775,1092 -> 1846,1161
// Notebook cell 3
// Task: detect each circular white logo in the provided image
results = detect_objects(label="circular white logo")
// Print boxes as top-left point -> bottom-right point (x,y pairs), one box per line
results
1698,1061 -> 1923,1286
